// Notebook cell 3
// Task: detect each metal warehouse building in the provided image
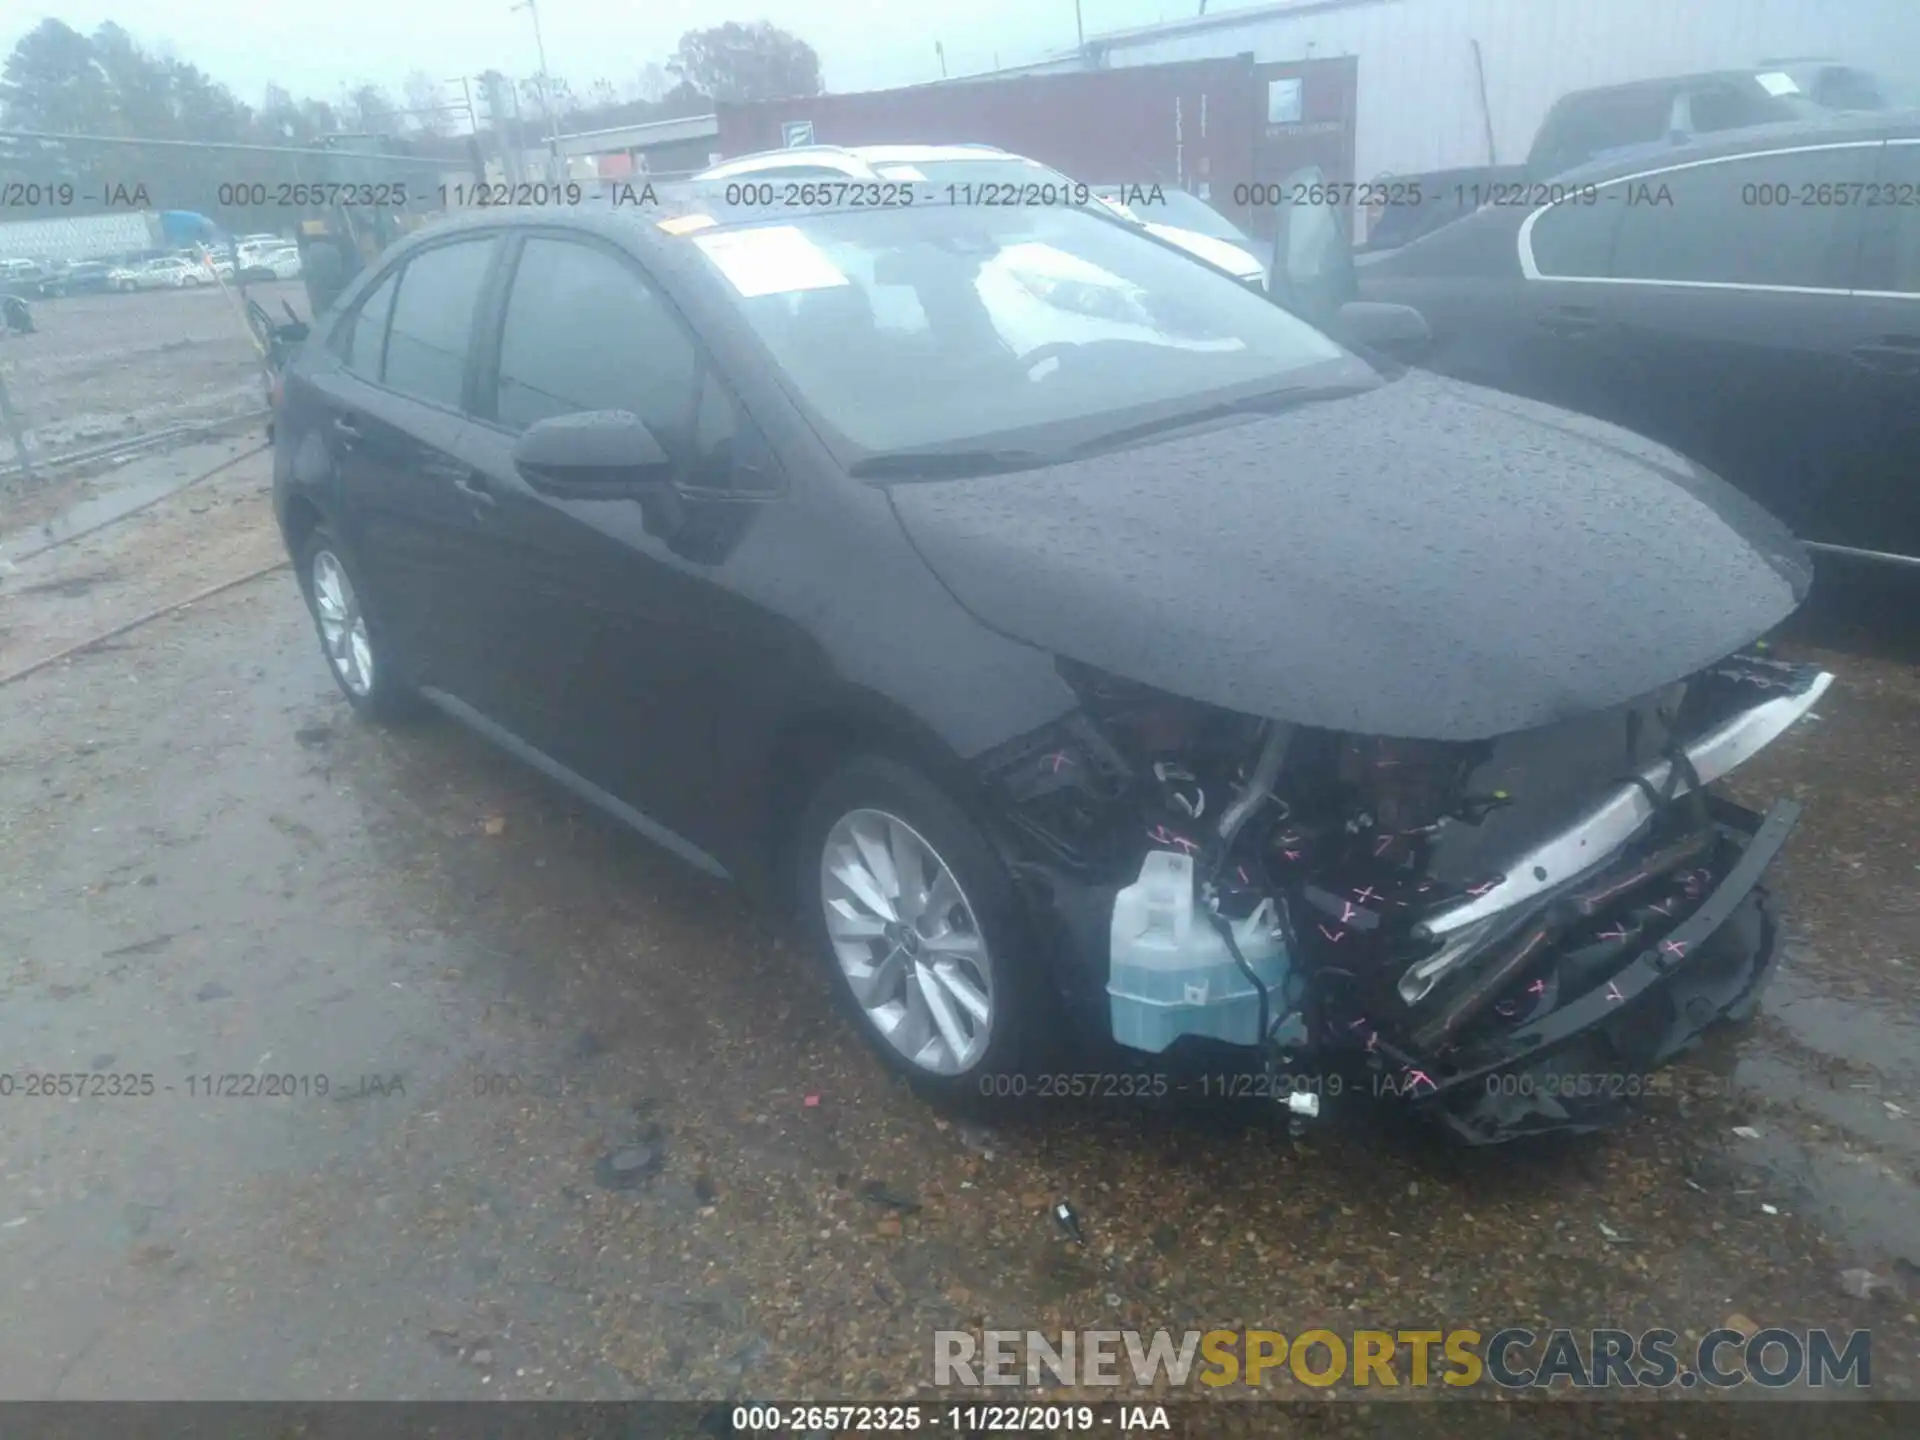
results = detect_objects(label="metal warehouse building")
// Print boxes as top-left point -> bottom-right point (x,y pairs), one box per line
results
1069,0 -> 1920,184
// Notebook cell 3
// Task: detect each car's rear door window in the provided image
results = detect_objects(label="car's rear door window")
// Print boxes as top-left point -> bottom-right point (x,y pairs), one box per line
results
1609,146 -> 1875,289
1528,196 -> 1623,278
338,269 -> 398,381
489,235 -> 700,455
1860,139 -> 1920,293
382,239 -> 495,409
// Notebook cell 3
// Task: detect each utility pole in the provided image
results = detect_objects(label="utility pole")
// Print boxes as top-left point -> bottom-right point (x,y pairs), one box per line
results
1075,0 -> 1085,51
511,0 -> 563,182
446,76 -> 478,133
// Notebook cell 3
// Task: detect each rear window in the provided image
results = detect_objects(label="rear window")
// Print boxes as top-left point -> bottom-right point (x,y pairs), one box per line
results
1530,89 -> 1673,176
1687,81 -> 1788,132
1800,66 -> 1894,110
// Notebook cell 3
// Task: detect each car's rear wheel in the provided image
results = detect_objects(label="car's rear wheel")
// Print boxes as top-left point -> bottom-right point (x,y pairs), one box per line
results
297,524 -> 418,722
796,755 -> 1051,1100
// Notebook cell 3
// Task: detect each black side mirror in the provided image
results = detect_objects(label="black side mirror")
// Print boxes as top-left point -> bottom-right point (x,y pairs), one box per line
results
1333,301 -> 1431,364
513,410 -> 675,499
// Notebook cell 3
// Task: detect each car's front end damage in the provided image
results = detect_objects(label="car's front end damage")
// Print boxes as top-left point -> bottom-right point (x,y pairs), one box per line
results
977,648 -> 1830,1143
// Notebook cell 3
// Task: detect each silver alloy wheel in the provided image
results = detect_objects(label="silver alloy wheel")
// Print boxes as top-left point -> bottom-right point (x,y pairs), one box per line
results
820,807 -> 995,1076
309,549 -> 374,697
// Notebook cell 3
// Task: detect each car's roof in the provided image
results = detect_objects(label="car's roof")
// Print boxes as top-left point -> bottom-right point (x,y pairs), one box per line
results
1552,107 -> 1920,186
364,178 -> 1139,286
1548,63 -> 1861,104
697,142 -> 1028,180
699,147 -> 870,177
845,144 -> 1013,164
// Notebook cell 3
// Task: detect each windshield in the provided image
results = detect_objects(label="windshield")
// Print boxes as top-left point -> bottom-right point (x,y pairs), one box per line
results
1097,186 -> 1254,245
688,203 -> 1359,457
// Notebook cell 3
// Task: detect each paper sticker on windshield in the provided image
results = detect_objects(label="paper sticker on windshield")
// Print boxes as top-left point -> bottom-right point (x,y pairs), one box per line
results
877,164 -> 927,182
693,225 -> 848,297
658,213 -> 717,235
1755,71 -> 1801,96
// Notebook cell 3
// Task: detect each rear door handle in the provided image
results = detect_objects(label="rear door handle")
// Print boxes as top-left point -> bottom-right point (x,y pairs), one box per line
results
1539,307 -> 1601,339
329,415 -> 361,444
452,470 -> 498,507
1851,337 -> 1920,375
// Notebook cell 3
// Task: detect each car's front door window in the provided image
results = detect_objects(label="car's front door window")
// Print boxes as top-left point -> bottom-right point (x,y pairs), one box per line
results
491,235 -> 700,456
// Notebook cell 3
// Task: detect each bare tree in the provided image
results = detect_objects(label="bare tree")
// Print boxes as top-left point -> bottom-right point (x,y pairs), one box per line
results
403,70 -> 450,135
344,82 -> 399,135
631,61 -> 670,104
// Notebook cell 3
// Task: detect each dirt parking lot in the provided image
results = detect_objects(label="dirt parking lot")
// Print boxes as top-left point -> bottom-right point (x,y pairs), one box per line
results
0,441 -> 1915,1424
0,279 -> 300,504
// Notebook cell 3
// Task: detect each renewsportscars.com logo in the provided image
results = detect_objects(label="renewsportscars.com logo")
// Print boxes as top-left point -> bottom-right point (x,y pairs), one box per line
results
933,1327 -> 1873,1391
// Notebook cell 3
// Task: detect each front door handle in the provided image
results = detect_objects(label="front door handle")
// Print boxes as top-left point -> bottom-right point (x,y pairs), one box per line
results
1851,336 -> 1920,376
329,415 -> 362,444
453,470 -> 498,507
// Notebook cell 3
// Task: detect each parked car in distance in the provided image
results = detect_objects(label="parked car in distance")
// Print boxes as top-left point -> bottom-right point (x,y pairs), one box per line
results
124,257 -> 209,290
237,238 -> 288,266
1360,61 -> 1913,254
242,246 -> 304,281
1274,112 -> 1920,570
698,144 -> 1270,290
47,260 -> 115,296
0,257 -> 55,298
273,189 -> 1830,1145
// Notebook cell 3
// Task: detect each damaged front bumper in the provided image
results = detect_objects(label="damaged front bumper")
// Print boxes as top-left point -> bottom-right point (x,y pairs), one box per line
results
1367,662 -> 1828,1142
1380,793 -> 1794,1143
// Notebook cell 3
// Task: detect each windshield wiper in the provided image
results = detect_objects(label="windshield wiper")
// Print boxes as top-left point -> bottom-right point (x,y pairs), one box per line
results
848,448 -> 1049,480
848,383 -> 1373,481
1058,381 -> 1376,458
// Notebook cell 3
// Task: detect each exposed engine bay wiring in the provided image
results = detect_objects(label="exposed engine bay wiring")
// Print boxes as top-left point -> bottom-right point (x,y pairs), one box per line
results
978,646 -> 1820,1112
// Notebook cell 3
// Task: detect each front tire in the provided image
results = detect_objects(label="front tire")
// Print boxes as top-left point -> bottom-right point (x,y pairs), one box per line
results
296,524 -> 418,722
796,755 -> 1054,1102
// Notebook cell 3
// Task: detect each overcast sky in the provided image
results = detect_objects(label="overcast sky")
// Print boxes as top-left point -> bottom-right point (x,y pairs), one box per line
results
5,1 -> 1265,109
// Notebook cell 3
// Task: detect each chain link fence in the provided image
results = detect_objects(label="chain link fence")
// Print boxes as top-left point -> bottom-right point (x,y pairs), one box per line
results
0,131 -> 465,496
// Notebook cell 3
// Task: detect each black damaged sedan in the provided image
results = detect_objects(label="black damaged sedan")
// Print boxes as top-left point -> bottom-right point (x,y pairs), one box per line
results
273,188 -> 1831,1143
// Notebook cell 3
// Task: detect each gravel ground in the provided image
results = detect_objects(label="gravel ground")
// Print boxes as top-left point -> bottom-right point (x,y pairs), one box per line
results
0,279 -> 294,487
0,438 -> 275,675
0,456 -> 1914,1419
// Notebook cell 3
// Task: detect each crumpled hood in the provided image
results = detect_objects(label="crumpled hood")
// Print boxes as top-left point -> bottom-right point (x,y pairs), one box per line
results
885,371 -> 1811,741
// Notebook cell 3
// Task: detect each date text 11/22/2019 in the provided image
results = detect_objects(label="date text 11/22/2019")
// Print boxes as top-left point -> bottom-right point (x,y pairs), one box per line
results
0,1073 -> 404,1099
438,182 -> 662,209
729,1403 -> 1171,1431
